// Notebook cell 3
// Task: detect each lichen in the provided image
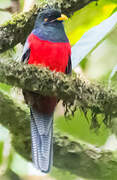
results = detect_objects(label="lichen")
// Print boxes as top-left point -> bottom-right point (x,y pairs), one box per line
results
0,60 -> 116,129
0,0 -> 97,52
1,80 -> 117,179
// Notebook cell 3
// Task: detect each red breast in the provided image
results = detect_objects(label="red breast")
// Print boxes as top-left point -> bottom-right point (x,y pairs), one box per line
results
28,33 -> 71,73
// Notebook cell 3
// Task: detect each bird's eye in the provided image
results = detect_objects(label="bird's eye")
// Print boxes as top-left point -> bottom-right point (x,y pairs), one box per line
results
44,18 -> 48,22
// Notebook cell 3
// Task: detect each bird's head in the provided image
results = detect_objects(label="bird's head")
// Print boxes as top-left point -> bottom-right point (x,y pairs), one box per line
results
34,9 -> 68,28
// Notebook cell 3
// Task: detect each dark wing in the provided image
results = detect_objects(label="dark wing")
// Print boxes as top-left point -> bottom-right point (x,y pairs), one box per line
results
65,55 -> 72,74
21,40 -> 30,64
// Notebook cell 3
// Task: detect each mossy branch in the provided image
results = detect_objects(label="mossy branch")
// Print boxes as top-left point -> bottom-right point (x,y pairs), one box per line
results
0,60 -> 117,128
0,0 -> 97,53
0,91 -> 117,180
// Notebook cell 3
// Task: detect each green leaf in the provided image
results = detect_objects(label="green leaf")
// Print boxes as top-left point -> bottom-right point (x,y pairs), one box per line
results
65,0 -> 117,45
0,83 -> 11,93
0,141 -> 4,165
105,0 -> 117,3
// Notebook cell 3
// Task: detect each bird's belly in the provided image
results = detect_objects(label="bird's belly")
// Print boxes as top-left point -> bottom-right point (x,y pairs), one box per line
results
28,34 -> 71,73
26,34 -> 70,114
23,90 -> 58,114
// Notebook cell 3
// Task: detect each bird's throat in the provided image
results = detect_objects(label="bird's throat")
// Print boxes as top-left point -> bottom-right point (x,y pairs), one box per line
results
32,23 -> 68,43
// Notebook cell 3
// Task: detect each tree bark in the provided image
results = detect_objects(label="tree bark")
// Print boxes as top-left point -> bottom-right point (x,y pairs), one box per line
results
0,0 -> 116,178
0,60 -> 116,128
0,0 -> 97,53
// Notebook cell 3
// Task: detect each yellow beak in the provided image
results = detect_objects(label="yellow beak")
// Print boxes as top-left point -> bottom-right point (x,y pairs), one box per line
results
57,14 -> 68,21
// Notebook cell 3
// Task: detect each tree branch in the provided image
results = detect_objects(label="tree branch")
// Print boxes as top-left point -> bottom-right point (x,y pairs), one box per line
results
0,90 -> 117,180
0,0 -> 20,13
0,0 -> 116,178
0,60 -> 116,127
0,0 -> 98,53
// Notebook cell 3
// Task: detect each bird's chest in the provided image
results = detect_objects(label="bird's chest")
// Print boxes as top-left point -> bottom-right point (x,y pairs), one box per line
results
28,34 -> 71,73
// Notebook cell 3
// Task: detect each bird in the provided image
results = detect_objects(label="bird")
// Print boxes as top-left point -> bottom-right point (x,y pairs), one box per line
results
21,8 -> 72,173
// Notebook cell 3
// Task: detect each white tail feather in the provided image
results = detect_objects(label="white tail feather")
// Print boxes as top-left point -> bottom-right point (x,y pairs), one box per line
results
30,108 -> 53,173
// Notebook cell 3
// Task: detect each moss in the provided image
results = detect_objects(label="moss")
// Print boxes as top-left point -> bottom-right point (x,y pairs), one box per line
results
0,0 -> 97,53
0,91 -> 31,159
1,90 -> 117,179
0,5 -> 38,53
0,60 -> 116,129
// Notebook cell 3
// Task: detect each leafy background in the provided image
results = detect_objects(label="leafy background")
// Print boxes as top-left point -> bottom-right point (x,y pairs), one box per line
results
0,0 -> 117,180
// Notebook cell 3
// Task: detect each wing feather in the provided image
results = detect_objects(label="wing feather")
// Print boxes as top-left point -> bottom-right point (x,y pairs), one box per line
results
21,40 -> 30,64
65,55 -> 72,74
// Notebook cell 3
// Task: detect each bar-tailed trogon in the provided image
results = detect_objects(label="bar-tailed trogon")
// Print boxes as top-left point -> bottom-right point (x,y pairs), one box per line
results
21,8 -> 72,173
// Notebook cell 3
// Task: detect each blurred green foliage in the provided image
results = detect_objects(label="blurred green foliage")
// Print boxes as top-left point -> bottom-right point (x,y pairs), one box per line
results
0,141 -> 4,165
51,167 -> 77,180
0,0 -> 10,8
0,0 -> 11,24
0,83 -> 11,93
55,109 -> 109,146
0,0 -> 117,180
65,0 -> 117,45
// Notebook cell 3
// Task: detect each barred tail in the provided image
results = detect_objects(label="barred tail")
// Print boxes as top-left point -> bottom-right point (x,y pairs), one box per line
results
30,107 -> 53,173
